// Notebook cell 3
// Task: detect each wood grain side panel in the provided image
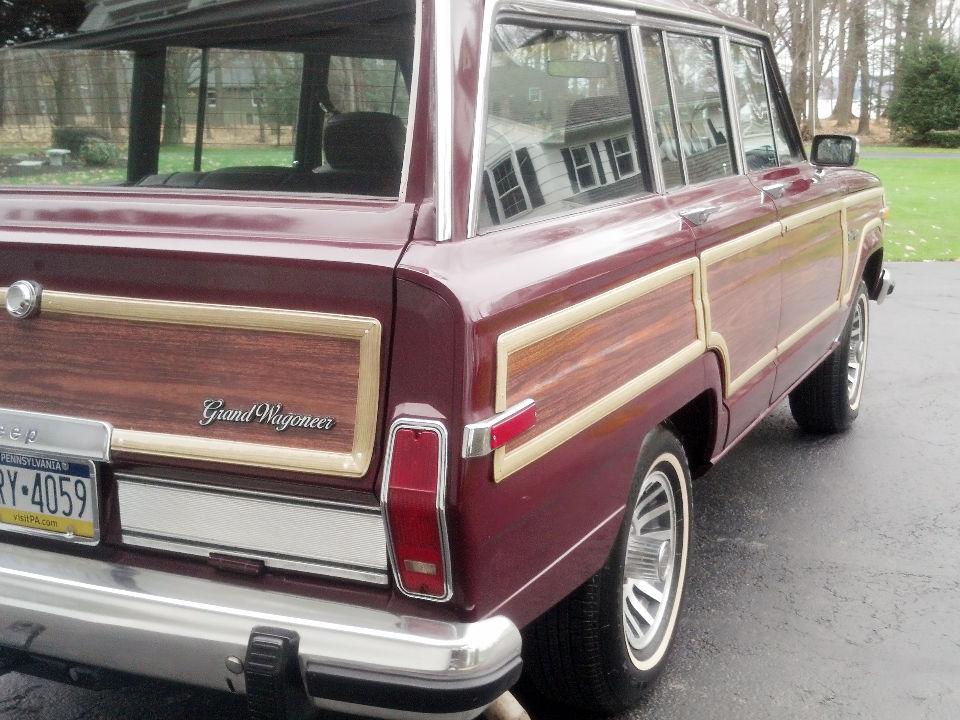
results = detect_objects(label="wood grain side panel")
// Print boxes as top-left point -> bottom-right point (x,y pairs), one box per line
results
778,211 -> 843,343
0,290 -> 381,476
494,260 -> 705,481
703,232 -> 781,385
506,276 -> 699,437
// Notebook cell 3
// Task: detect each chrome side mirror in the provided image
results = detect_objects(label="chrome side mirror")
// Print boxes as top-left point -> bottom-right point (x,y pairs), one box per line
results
811,134 -> 860,168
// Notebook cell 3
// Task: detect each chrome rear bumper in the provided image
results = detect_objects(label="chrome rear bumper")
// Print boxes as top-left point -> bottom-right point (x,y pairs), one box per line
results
0,544 -> 521,720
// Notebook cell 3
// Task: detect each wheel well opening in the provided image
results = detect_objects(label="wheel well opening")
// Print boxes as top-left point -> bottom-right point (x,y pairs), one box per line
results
864,248 -> 884,299
664,391 -> 716,479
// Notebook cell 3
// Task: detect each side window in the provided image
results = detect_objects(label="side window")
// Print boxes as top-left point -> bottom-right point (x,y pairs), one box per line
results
477,22 -> 651,232
730,43 -> 778,171
665,33 -> 736,184
640,29 -> 684,188
764,58 -> 804,165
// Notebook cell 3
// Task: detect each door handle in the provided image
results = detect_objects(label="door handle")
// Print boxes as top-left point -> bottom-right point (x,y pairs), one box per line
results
761,182 -> 787,199
679,205 -> 720,227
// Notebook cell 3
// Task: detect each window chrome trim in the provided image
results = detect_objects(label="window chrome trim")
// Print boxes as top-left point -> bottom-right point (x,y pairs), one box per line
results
630,23 -> 665,194
379,417 -> 453,602
718,30 -> 746,177
603,0 -> 766,36
466,0 -> 637,239
658,31 -> 690,185
434,0 -> 454,241
398,0 -> 423,203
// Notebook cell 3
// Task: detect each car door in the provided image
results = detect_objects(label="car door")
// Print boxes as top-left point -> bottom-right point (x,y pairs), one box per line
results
738,42 -> 848,400
640,27 -> 782,443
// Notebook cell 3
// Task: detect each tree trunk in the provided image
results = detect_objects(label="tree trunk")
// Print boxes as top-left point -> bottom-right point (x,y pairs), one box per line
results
904,0 -> 934,44
0,58 -> 6,128
104,53 -> 125,135
787,0 -> 810,129
162,50 -> 192,146
832,0 -> 858,125
852,1 -> 870,133
52,54 -> 71,128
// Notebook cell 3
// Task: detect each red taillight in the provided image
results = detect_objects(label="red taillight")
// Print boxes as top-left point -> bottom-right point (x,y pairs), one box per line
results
382,421 -> 450,600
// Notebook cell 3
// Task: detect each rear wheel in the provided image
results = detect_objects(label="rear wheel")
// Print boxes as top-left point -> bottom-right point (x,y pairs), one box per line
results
789,281 -> 870,433
523,426 -> 692,715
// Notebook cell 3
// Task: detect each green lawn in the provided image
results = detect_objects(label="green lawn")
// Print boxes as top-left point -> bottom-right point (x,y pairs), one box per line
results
862,145 -> 960,155
1,145 -> 293,187
859,147 -> 960,261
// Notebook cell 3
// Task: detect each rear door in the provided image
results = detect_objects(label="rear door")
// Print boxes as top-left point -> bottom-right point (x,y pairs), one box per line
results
735,42 -> 847,399
640,26 -> 782,442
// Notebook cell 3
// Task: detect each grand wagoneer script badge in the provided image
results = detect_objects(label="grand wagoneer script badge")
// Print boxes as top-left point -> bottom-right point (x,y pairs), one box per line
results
199,399 -> 337,433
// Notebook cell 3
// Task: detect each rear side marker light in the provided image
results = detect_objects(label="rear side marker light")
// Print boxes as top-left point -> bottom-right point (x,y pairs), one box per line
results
462,399 -> 537,458
381,419 -> 452,601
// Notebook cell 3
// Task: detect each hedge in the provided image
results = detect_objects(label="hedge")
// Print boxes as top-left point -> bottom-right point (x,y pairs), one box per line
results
927,129 -> 960,148
51,127 -> 112,155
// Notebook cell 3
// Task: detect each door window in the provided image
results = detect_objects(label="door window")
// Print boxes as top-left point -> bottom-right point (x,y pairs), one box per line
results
639,29 -> 684,188
665,33 -> 736,184
730,43 -> 778,172
765,60 -> 804,165
477,22 -> 652,232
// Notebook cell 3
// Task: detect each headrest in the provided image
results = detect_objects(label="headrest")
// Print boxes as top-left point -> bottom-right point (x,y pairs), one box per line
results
323,112 -> 406,172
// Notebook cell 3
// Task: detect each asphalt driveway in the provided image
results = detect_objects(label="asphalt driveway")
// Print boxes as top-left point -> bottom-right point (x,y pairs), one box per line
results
1,262 -> 958,720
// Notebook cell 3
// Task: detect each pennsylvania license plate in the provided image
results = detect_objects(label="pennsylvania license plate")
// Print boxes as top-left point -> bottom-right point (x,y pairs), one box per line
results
0,449 -> 99,544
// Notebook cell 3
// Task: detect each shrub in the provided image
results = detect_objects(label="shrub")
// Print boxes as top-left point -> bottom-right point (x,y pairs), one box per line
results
51,127 -> 111,155
78,137 -> 120,167
888,41 -> 960,145
927,129 -> 960,148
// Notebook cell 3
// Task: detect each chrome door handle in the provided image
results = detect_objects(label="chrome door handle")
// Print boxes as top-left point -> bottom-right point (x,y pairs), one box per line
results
679,206 -> 720,227
762,182 -> 787,199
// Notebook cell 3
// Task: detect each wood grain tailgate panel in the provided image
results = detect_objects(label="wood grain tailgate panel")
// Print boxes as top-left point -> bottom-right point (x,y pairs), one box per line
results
1,314 -> 359,453
0,289 -> 380,477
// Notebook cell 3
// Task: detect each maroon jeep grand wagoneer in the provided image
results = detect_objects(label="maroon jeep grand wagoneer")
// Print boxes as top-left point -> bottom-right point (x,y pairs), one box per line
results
0,0 -> 893,718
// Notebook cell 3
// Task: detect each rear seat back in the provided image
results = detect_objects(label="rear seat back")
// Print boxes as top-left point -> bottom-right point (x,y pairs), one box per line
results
136,112 -> 406,196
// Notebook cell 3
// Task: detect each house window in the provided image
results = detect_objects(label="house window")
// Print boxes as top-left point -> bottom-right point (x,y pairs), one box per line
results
207,89 -> 218,108
612,136 -> 636,176
491,157 -> 528,219
570,146 -> 597,191
528,87 -> 542,103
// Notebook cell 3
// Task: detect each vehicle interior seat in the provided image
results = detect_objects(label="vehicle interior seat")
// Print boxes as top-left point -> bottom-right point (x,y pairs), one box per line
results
136,112 -> 405,196
289,111 -> 406,197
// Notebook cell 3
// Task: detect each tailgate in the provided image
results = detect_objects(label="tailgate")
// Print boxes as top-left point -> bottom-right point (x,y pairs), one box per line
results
0,189 -> 414,493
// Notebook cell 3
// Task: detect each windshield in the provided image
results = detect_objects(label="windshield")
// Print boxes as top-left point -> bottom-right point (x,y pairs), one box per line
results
0,1 -> 415,196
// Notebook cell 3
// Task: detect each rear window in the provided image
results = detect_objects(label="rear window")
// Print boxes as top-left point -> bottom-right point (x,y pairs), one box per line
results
0,1 -> 415,197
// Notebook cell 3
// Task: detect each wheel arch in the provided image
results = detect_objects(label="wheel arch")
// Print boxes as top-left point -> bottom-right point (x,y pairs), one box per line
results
663,390 -> 719,479
863,247 -> 885,301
